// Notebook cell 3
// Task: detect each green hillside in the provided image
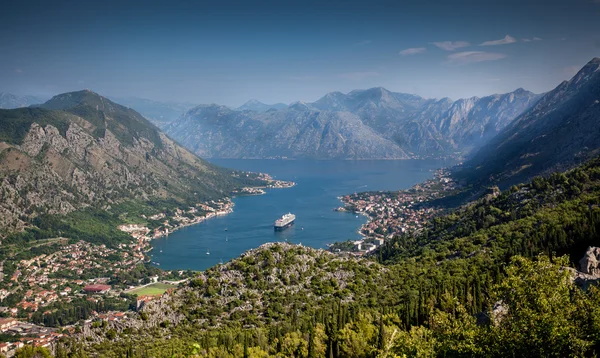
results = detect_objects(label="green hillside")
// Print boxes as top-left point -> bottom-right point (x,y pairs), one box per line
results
70,156 -> 600,357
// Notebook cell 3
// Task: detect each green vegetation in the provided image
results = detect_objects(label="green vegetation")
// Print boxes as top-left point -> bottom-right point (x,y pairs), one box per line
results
29,296 -> 135,327
69,156 -> 600,357
0,107 -> 70,144
129,282 -> 177,296
4,93 -> 599,357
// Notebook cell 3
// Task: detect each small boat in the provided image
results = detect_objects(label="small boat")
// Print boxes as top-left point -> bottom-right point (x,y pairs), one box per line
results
159,250 -> 163,253
206,249 -> 210,255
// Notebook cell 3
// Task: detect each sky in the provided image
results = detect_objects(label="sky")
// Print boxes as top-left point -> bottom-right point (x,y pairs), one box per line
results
1,0 -> 599,106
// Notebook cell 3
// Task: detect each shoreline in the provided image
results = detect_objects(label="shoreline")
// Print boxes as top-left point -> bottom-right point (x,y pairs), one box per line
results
333,203 -> 371,241
119,179 -> 297,263
330,167 -> 460,253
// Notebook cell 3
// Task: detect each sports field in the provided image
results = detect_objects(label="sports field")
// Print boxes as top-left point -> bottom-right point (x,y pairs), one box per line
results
129,282 -> 177,296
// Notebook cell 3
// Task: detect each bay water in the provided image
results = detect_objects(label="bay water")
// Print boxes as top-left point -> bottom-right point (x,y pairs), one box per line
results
149,159 -> 453,271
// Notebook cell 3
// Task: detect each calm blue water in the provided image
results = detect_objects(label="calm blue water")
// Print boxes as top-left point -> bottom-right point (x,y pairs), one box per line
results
150,159 -> 453,271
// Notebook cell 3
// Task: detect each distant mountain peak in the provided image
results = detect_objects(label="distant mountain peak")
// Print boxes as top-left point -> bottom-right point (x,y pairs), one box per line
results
238,99 -> 287,112
579,58 -> 600,73
565,58 -> 600,89
242,99 -> 265,106
513,87 -> 530,94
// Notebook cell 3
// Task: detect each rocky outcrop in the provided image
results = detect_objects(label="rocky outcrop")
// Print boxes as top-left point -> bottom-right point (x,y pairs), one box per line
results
579,247 -> 600,277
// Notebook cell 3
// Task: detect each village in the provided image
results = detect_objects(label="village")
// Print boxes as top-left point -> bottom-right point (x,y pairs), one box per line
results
0,199 -> 239,354
333,168 -> 459,254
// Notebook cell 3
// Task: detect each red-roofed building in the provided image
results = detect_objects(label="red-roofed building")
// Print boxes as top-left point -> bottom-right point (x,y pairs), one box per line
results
83,284 -> 111,294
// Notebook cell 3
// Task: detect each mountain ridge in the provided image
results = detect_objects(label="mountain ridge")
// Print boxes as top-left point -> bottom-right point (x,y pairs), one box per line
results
166,87 -> 541,159
459,57 -> 600,188
0,90 -> 263,234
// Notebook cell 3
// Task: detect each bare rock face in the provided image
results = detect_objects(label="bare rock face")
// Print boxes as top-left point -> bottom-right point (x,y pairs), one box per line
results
579,247 -> 600,277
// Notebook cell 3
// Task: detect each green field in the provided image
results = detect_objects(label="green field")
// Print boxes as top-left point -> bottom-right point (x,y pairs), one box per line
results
129,282 -> 177,296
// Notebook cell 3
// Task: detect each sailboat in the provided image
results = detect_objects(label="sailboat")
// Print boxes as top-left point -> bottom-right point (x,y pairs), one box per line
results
206,248 -> 210,255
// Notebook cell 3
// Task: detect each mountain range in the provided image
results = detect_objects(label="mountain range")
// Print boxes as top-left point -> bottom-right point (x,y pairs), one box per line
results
0,90 -> 262,234
458,57 -> 600,189
0,92 -> 47,109
165,87 -> 541,160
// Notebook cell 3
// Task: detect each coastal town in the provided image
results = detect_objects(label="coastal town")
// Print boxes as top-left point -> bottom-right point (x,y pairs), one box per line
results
0,176 -> 296,355
332,168 -> 459,254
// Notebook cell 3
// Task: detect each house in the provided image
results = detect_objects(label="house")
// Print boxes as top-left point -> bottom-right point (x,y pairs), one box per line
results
83,284 -> 111,294
0,342 -> 9,353
0,318 -> 18,331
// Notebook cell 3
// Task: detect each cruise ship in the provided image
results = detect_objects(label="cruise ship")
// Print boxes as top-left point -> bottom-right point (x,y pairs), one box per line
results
274,213 -> 295,231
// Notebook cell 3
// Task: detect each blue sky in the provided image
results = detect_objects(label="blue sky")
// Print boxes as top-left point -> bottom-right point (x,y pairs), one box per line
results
1,0 -> 599,106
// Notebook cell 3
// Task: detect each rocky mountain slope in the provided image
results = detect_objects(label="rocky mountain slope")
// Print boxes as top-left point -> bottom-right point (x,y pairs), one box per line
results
165,87 -> 540,159
459,57 -> 600,188
166,104 -> 410,159
0,92 -> 46,109
0,90 -> 262,233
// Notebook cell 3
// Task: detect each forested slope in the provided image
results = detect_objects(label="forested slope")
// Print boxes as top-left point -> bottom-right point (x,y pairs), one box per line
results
66,156 -> 600,357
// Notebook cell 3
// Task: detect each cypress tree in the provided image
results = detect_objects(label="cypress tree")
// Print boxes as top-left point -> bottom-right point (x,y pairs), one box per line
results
308,325 -> 315,358
243,331 -> 249,358
377,314 -> 384,351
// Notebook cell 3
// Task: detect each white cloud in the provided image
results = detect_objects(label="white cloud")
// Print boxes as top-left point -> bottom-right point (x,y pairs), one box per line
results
354,40 -> 372,47
399,47 -> 426,56
523,37 -> 543,42
15,68 -> 23,74
446,51 -> 507,64
480,35 -> 517,46
431,41 -> 470,51
337,71 -> 380,80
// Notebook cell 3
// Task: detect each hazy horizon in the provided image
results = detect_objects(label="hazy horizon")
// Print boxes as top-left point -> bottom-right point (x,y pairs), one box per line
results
1,0 -> 599,107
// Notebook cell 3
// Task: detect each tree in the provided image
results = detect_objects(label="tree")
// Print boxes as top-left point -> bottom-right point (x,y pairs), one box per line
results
14,346 -> 51,358
484,255 -> 592,357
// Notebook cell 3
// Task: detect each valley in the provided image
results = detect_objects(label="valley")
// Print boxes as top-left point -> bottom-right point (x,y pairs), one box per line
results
1,5 -> 600,354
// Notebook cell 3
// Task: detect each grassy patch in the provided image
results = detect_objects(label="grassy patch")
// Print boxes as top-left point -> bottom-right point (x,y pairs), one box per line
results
129,282 -> 176,296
